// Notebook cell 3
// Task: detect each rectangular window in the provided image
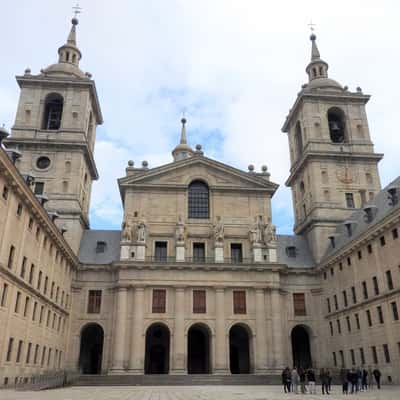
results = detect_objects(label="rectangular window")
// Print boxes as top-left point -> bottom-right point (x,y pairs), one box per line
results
383,344 -> 390,363
350,349 -> 355,365
293,293 -> 306,316
20,256 -> 27,278
50,282 -> 54,299
339,262 -> 343,270
16,340 -> 23,363
39,305 -> 44,324
367,243 -> 372,254
357,250 -> 362,260
391,302 -> 399,321
366,309 -> 372,326
41,346 -> 46,366
380,236 -> 386,246
334,294 -> 338,310
339,350 -> 344,367
6,338 -> 14,362
230,243 -> 243,263
87,290 -> 102,314
326,298 -> 331,313
28,264 -> 35,285
332,352 -> 337,366
23,296 -> 30,317
26,342 -> 32,364
154,241 -> 167,261
34,344 -> 39,364
14,291 -> 21,313
351,286 -> 357,304
355,313 -> 360,330
44,276 -> 48,294
46,310 -> 51,327
34,182 -> 44,195
32,301 -> 37,321
359,347 -> 365,365
2,185 -> 9,200
337,319 -> 341,334
345,193 -> 355,208
16,203 -> 23,216
347,257 -> 351,266
342,290 -> 348,307
377,306 -> 384,324
1,283 -> 8,307
392,228 -> 399,239
28,217 -> 33,229
371,346 -> 378,364
330,267 -> 334,276
362,281 -> 368,300
152,289 -> 166,313
47,348 -> 51,366
193,290 -> 206,313
346,316 -> 351,332
372,276 -> 379,295
329,321 -> 333,336
386,270 -> 394,290
233,290 -> 247,314
7,245 -> 15,269
37,271 -> 42,290
193,243 -> 205,262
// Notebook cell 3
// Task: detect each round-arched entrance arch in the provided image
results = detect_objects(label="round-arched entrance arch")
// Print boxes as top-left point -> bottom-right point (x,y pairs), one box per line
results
229,324 -> 251,374
291,325 -> 312,369
144,323 -> 170,374
78,323 -> 104,374
187,324 -> 211,374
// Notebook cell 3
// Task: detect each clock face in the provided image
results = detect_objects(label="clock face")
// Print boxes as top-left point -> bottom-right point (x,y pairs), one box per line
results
336,167 -> 354,184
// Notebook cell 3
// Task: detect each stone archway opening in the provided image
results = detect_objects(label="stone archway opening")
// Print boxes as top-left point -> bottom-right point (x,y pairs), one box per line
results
229,324 -> 251,374
144,323 -> 170,374
291,325 -> 312,369
187,324 -> 211,374
78,323 -> 104,374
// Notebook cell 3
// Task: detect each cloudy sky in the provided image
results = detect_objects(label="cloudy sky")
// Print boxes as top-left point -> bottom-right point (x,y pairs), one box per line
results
1,0 -> 399,233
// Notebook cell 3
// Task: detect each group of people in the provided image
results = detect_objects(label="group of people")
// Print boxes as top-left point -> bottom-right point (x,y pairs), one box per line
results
281,366 -> 382,395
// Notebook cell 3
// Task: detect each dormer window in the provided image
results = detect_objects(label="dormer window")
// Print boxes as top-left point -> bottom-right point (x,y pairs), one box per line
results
388,186 -> 398,206
95,241 -> 106,253
286,246 -> 297,258
344,221 -> 357,237
363,205 -> 378,223
329,235 -> 337,248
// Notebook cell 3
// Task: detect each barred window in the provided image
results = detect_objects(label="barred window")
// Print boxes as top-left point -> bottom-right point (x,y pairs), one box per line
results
87,290 -> 102,314
293,293 -> 306,316
152,289 -> 166,313
193,290 -> 206,313
188,181 -> 209,219
233,290 -> 246,314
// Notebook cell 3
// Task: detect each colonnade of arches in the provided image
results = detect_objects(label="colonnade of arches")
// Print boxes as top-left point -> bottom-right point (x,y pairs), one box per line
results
78,322 -> 313,374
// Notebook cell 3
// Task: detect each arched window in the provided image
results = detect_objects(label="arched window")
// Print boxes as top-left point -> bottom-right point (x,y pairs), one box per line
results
42,94 -> 63,130
294,121 -> 303,157
188,181 -> 209,219
327,107 -> 346,143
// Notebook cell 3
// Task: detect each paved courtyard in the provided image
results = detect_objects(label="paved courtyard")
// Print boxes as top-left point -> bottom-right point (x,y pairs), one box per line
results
0,386 -> 399,400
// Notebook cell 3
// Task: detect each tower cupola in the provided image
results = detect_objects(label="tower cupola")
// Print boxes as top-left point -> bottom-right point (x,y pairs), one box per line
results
57,17 -> 82,67
172,118 -> 194,162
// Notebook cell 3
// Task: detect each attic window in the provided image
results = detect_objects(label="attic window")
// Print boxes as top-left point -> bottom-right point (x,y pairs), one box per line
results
285,246 -> 297,258
388,186 -> 398,206
95,241 -> 107,253
344,221 -> 357,237
329,235 -> 336,249
363,206 -> 376,223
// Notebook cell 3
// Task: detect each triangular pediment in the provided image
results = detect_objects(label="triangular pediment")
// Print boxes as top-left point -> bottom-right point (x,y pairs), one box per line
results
118,156 -> 278,194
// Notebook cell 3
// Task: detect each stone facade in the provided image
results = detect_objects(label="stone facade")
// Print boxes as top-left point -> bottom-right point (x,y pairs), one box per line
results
0,18 -> 399,387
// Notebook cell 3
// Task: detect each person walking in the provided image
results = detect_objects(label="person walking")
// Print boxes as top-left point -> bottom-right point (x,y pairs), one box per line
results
373,368 -> 381,389
291,367 -> 299,394
281,367 -> 291,393
299,367 -> 306,394
320,368 -> 330,395
349,368 -> 358,394
307,368 -> 316,394
327,369 -> 332,392
356,367 -> 362,392
340,367 -> 348,394
362,368 -> 368,391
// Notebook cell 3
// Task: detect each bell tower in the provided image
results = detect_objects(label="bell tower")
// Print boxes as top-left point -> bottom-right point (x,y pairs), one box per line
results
282,33 -> 382,263
5,16 -> 103,254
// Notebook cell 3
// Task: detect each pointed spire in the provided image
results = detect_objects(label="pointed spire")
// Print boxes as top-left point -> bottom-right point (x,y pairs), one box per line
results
310,33 -> 320,61
172,117 -> 194,162
57,18 -> 82,66
67,18 -> 79,46
306,33 -> 329,82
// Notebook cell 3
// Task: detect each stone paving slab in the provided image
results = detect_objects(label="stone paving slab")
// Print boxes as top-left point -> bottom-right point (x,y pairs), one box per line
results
0,385 -> 399,400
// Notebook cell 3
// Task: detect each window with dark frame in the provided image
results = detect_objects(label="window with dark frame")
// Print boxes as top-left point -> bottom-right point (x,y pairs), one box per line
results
359,347 -> 365,365
362,281 -> 368,299
355,313 -> 360,330
380,236 -> 386,246
391,301 -> 399,321
345,193 -> 355,208
327,298 -> 331,313
16,340 -> 23,363
386,270 -> 394,290
392,228 -> 399,239
152,289 -> 166,313
1,283 -> 8,307
337,319 -> 341,334
329,321 -> 333,336
230,243 -> 243,263
367,244 -> 372,254
339,350 -> 344,367
6,337 -> 14,362
377,306 -> 384,324
346,316 -> 351,332
334,294 -> 338,310
350,349 -> 355,365
28,264 -> 35,285
371,346 -> 378,364
95,241 -> 107,254
17,203 -> 23,216
383,344 -> 391,363
193,290 -> 206,313
351,286 -> 357,304
14,292 -> 21,313
366,309 -> 372,326
2,185 -> 9,200
188,181 -> 209,219
193,242 -> 205,262
34,182 -> 44,195
372,276 -> 379,295
87,290 -> 102,314
233,290 -> 246,314
293,293 -> 306,316
154,241 -> 167,261
7,245 -> 15,269
342,290 -> 348,307
42,94 -> 63,130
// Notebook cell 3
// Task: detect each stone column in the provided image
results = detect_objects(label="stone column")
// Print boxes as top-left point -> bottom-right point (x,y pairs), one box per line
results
110,286 -> 128,373
172,287 -> 186,373
129,287 -> 145,374
270,288 -> 284,371
214,287 -> 228,374
255,288 -> 268,373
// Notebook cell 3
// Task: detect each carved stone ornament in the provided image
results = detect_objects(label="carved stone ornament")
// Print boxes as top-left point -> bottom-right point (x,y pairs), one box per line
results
336,166 -> 354,184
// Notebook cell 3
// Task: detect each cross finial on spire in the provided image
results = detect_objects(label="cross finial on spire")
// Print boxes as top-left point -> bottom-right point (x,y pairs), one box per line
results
308,20 -> 316,33
73,3 -> 82,19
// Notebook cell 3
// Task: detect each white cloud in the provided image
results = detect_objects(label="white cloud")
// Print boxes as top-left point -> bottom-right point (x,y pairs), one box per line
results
1,0 -> 400,233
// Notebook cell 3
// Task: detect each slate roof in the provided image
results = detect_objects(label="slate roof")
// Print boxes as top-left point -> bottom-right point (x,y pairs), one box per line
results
323,176 -> 400,261
276,234 -> 315,268
79,230 -> 121,265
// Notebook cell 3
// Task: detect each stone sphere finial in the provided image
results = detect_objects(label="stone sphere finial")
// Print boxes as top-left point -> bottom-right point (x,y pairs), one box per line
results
24,68 -> 31,75
72,17 -> 79,26
195,144 -> 202,151
261,165 -> 268,173
127,160 -> 134,167
85,72 -> 92,78
248,164 -> 254,172
142,160 -> 148,168
356,86 -> 362,93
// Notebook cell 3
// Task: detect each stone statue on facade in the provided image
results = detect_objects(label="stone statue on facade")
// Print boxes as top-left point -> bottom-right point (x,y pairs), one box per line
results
137,220 -> 146,242
213,216 -> 224,243
121,214 -> 134,242
264,218 -> 277,244
175,215 -> 185,243
249,215 -> 263,244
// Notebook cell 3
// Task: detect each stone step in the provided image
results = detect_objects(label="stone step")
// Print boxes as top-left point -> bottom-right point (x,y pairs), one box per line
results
73,374 -> 281,386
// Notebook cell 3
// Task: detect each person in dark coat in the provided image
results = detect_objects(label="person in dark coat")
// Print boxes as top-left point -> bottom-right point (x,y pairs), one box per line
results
373,368 -> 381,389
362,368 -> 368,391
349,368 -> 358,394
307,368 -> 316,394
320,368 -> 330,395
340,367 -> 348,394
281,367 -> 291,393
299,367 -> 306,394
